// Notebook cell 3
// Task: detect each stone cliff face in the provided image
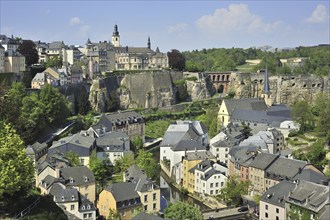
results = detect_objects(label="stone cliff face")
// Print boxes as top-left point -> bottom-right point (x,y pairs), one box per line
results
89,71 -> 215,111
119,71 -> 178,109
229,72 -> 330,105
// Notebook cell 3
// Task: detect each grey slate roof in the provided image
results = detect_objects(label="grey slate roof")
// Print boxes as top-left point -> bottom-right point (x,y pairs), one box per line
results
223,98 -> 268,114
260,180 -> 295,208
231,145 -> 259,167
172,139 -> 206,152
124,164 -> 146,181
50,183 -> 79,203
79,195 -> 96,212
48,41 -> 65,49
249,153 -> 279,170
32,72 -> 45,82
184,151 -> 215,161
265,157 -> 308,181
190,160 -> 214,173
26,142 -> 48,155
293,169 -> 328,184
105,111 -> 143,124
60,166 -> 95,186
105,182 -> 140,202
132,212 -> 164,220
287,180 -> 329,212
231,109 -> 290,126
49,133 -> 95,157
201,169 -> 223,181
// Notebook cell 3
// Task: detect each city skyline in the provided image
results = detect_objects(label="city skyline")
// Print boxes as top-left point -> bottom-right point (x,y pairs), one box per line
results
1,0 -> 329,52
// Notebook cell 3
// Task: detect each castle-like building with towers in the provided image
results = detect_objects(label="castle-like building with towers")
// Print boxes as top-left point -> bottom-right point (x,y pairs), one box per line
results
82,24 -> 168,75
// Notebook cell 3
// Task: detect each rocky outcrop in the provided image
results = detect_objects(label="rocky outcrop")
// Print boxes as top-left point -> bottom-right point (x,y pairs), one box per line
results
119,71 -> 178,109
88,71 -> 215,111
229,72 -> 330,105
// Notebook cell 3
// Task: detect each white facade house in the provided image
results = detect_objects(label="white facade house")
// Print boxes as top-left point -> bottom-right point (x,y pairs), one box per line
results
0,44 -> 5,72
194,160 -> 228,196
210,132 -> 233,167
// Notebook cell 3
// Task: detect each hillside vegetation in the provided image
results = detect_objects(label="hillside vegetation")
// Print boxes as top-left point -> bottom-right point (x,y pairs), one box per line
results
183,45 -> 330,76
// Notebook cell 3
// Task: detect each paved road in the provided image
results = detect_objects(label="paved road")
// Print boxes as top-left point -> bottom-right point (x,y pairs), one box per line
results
203,207 -> 248,220
36,121 -> 76,144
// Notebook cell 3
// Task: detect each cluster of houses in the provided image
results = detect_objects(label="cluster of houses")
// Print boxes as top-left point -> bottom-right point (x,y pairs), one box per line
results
1,25 -> 169,89
26,110 -> 165,220
159,67 -> 329,220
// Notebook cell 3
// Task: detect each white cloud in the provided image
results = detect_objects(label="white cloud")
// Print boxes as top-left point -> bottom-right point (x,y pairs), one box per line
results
168,23 -> 188,33
196,4 -> 281,35
69,17 -> 81,25
306,4 -> 329,23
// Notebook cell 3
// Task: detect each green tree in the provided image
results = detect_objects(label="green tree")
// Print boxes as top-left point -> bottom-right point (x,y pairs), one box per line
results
18,93 -> 46,142
114,153 -> 135,174
164,201 -> 203,220
168,49 -> 186,71
17,40 -> 39,67
136,150 -> 159,180
89,150 -> 111,189
77,88 -> 91,115
0,122 -> 34,199
218,176 -> 249,207
107,208 -> 122,220
131,136 -> 143,152
291,100 -> 314,133
313,94 -> 330,142
45,56 -> 63,68
197,107 -> 219,138
39,84 -> 71,125
65,151 -> 80,167
306,139 -> 327,171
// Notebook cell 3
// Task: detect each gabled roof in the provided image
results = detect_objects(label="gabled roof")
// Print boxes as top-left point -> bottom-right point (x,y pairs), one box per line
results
50,183 -> 79,203
260,180 -> 295,208
287,180 -> 329,212
293,169 -> 328,184
231,145 -> 259,167
124,164 -> 146,182
249,153 -> 279,170
201,168 -> 223,181
48,41 -> 65,49
184,151 -> 215,161
172,139 -> 206,152
105,182 -> 140,202
26,141 -> 48,155
32,72 -> 46,82
60,166 -> 95,186
223,98 -> 268,114
265,157 -> 308,181
132,212 -> 164,220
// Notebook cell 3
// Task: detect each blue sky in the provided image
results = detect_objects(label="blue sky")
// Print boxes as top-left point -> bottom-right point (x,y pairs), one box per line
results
1,0 -> 329,52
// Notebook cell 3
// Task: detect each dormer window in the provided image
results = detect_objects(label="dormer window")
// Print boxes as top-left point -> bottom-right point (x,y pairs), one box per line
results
70,178 -> 74,183
82,205 -> 85,210
84,176 -> 89,182
61,196 -> 65,201
71,195 -> 75,200
87,205 -> 90,209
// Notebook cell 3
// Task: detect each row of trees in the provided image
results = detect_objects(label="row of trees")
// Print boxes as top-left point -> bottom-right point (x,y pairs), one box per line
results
167,46 -> 329,76
0,82 -> 71,143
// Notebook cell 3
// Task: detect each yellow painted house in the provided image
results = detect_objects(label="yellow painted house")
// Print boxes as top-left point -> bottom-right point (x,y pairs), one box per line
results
98,182 -> 142,220
182,151 -> 216,193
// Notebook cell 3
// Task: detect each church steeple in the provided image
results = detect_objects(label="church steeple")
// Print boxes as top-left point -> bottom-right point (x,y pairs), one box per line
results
262,62 -> 270,95
261,59 -> 272,106
147,36 -> 151,49
111,24 -> 120,47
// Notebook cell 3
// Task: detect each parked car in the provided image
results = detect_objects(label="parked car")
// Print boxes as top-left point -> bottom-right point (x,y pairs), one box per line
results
237,206 -> 249,212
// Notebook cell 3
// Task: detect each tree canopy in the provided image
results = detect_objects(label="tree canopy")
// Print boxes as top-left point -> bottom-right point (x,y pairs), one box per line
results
136,150 -> 159,180
17,40 -> 39,67
0,122 -> 34,199
168,49 -> 186,71
164,201 -> 203,220
218,176 -> 249,207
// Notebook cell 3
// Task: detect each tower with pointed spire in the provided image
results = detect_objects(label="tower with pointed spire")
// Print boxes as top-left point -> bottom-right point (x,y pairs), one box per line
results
111,24 -> 120,47
261,61 -> 272,106
147,36 -> 151,49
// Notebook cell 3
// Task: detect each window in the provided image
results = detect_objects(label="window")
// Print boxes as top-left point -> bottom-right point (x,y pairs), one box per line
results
83,214 -> 87,219
144,195 -> 148,202
88,213 -> 92,218
276,208 -> 279,213
265,204 -> 268,210
210,190 -> 213,195
153,193 -> 156,201
210,183 -> 214,188
265,212 -> 268,218
153,203 -> 157,210
276,216 -> 279,220
221,182 -> 224,187
144,205 -> 148,210
216,183 -> 219,187
71,205 -> 74,210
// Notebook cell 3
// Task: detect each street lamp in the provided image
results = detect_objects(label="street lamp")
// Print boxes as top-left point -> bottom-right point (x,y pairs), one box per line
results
162,195 -> 168,208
